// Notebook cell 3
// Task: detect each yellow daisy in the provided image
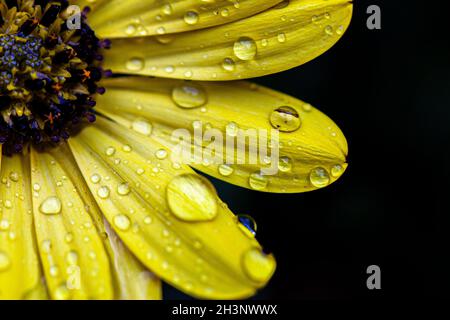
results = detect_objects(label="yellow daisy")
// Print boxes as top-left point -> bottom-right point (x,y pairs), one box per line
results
0,0 -> 352,300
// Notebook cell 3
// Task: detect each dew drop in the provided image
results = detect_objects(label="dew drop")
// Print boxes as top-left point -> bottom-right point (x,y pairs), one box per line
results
114,214 -> 131,231
277,32 -> 286,43
90,174 -> 101,184
105,146 -> 116,157
270,106 -> 301,132
309,167 -> 330,188
155,149 -> 168,160
233,37 -> 257,61
242,248 -> 276,283
39,196 -> 62,215
331,164 -> 346,178
167,174 -> 218,222
172,84 -> 207,109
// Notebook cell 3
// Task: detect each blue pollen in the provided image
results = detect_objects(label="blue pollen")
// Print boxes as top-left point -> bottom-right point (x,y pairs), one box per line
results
0,35 -> 43,75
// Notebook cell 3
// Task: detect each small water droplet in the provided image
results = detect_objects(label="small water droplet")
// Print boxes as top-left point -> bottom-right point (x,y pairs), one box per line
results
117,182 -> 131,196
278,156 -> 292,172
90,174 -> 101,184
172,84 -> 207,109
132,119 -> 153,136
222,58 -> 236,71
218,164 -> 234,177
167,174 -> 218,222
277,32 -> 286,43
114,214 -> 131,231
233,37 -> 257,61
237,215 -> 257,237
97,186 -> 111,199
105,146 -> 116,157
126,57 -> 145,71
155,149 -> 168,160
270,106 -> 301,132
331,164 -> 346,178
39,196 -> 62,215
0,251 -> 11,271
309,167 -> 330,188
242,248 -> 276,283
249,172 -> 269,190
184,11 -> 199,25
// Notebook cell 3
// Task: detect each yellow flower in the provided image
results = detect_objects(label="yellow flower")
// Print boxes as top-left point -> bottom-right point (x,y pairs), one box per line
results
0,0 -> 352,299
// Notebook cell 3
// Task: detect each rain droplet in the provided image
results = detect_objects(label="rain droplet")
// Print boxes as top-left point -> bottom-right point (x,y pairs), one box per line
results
172,84 -> 207,109
167,174 -> 218,222
309,167 -> 330,188
270,106 -> 301,132
114,214 -> 131,231
242,248 -> 276,283
233,37 -> 257,61
249,172 -> 269,190
39,196 -> 62,215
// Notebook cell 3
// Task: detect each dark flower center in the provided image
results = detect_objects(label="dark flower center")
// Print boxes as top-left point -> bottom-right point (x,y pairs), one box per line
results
0,0 -> 110,155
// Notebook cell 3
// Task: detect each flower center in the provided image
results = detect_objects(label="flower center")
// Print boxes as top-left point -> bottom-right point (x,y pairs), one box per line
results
0,0 -> 110,155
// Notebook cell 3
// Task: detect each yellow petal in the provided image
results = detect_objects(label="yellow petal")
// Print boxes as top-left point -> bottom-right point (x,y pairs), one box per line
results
97,77 -> 347,193
88,0 -> 282,39
30,146 -> 113,299
104,0 -> 353,80
104,220 -> 162,300
0,153 -> 45,299
68,116 -> 276,299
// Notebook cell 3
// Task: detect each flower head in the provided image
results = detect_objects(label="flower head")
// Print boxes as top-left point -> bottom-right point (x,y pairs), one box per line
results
0,0 -> 352,299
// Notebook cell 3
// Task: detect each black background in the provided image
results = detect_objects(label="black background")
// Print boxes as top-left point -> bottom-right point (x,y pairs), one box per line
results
166,0 -> 450,299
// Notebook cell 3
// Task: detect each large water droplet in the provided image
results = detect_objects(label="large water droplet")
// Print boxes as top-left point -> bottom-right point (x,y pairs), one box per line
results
218,164 -> 234,177
270,106 -> 301,132
233,37 -> 257,61
39,196 -> 62,215
249,172 -> 268,190
242,248 -> 276,283
172,84 -> 207,109
309,167 -> 330,188
97,186 -> 111,199
278,156 -> 293,172
167,174 -> 218,222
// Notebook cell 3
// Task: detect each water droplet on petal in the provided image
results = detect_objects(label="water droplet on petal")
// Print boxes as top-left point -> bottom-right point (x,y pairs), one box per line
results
132,118 -> 153,136
233,37 -> 257,61
309,167 -> 330,188
114,214 -> 131,231
278,156 -> 292,172
90,174 -> 101,184
39,196 -> 62,215
0,251 -> 11,271
172,84 -> 207,109
126,57 -> 145,71
270,106 -> 301,132
97,186 -> 111,199
117,182 -> 131,196
237,215 -> 257,237
167,174 -> 218,222
105,146 -> 116,157
184,11 -> 199,25
222,58 -> 236,71
249,172 -> 268,190
242,248 -> 276,283
155,149 -> 168,160
218,164 -> 234,177
331,164 -> 346,178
